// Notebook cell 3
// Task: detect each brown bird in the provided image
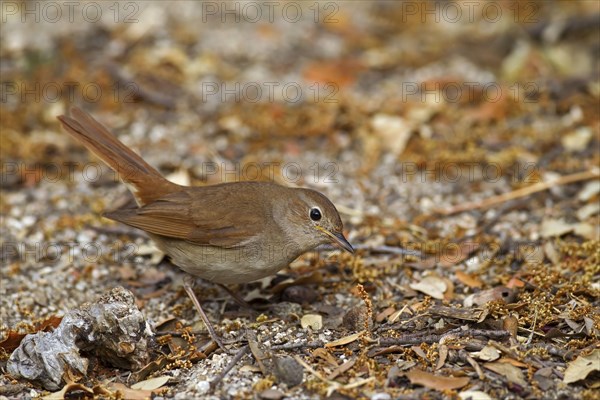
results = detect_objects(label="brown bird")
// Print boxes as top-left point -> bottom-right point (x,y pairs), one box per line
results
57,107 -> 353,350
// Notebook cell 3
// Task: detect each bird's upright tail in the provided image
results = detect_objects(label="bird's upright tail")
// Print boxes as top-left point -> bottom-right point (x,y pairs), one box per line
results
57,107 -> 178,205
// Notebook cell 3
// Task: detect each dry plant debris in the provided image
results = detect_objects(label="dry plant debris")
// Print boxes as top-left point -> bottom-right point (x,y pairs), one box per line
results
1,1 -> 599,399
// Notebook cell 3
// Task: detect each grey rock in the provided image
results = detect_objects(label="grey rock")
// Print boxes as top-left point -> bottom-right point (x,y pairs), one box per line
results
273,355 -> 303,387
7,287 -> 152,391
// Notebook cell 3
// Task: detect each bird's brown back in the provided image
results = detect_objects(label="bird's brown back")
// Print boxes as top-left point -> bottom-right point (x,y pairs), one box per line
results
105,181 -> 291,249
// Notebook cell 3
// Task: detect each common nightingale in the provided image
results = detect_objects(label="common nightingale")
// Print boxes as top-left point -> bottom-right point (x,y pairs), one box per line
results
57,107 -> 353,349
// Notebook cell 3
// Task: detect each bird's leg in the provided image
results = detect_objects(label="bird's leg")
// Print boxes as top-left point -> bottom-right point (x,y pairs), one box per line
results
218,284 -> 253,310
183,275 -> 230,353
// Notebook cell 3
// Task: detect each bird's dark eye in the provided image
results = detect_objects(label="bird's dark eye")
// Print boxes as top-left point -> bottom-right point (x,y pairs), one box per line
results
310,207 -> 322,221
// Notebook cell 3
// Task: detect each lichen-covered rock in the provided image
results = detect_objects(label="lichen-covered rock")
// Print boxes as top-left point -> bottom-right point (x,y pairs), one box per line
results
7,287 -> 153,391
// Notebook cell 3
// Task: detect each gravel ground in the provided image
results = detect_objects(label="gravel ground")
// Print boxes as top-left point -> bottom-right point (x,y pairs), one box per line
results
1,1 -> 599,399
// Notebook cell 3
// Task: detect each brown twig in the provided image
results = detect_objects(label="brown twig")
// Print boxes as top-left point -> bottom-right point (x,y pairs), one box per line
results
527,343 -> 576,361
459,349 -> 485,380
271,341 -> 325,351
377,328 -> 510,346
209,345 -> 249,390
292,355 -> 375,396
437,169 -> 599,215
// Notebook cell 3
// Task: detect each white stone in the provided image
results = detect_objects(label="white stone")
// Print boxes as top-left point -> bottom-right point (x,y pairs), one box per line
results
196,380 -> 211,394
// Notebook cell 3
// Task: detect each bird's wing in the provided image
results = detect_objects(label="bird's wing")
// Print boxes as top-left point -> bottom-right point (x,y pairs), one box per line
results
104,187 -> 263,248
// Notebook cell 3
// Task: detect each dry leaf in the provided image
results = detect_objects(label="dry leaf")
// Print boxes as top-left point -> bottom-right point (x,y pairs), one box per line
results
93,385 -> 112,396
471,345 -> 501,361
459,390 -> 492,400
573,222 -> 597,240
577,179 -> 600,201
312,348 -> 338,367
439,242 -> 480,268
497,357 -> 529,368
544,242 -> 561,265
484,362 -> 527,387
327,358 -> 356,380
563,349 -> 600,384
577,202 -> 600,220
137,267 -> 167,286
408,256 -> 437,270
118,264 -> 137,281
540,216 -> 597,240
325,331 -> 363,348
466,87 -> 510,123
132,355 -> 171,382
562,127 -> 592,151
43,383 -> 93,400
455,271 -> 483,288
503,316 -> 519,338
584,317 -> 595,335
376,306 -> 396,322
436,345 -> 448,370
301,314 -> 323,330
1,315 -> 63,353
239,364 -> 262,373
303,59 -> 363,87
130,376 -> 170,391
389,305 -> 410,323
541,218 -> 575,238
506,276 -> 526,288
135,244 -> 164,265
411,345 -> 428,359
108,383 -> 153,400
405,368 -> 470,390
371,114 -> 412,155
443,277 -> 455,300
410,276 -> 447,299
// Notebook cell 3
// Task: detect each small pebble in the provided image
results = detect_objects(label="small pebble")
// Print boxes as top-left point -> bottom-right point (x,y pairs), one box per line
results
195,381 -> 210,395
371,393 -> 391,400
281,285 -> 318,304
270,302 -> 302,320
273,356 -> 303,387
259,388 -> 285,400
21,215 -> 36,228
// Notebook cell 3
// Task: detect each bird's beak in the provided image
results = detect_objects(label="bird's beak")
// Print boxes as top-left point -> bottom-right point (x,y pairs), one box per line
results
316,226 -> 354,254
